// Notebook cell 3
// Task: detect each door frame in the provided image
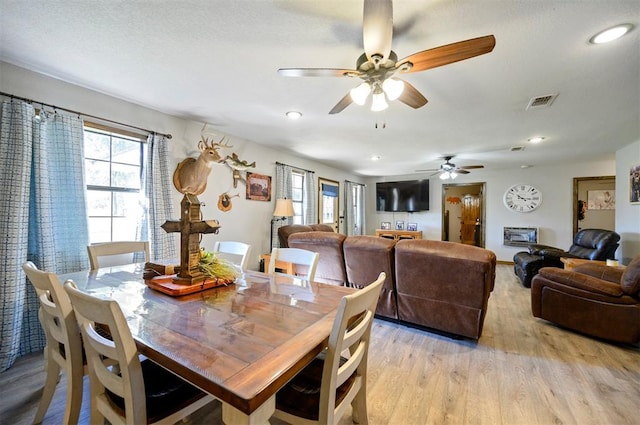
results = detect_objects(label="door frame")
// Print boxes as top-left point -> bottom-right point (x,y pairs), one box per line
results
318,177 -> 340,232
441,182 -> 486,247
572,175 -> 615,236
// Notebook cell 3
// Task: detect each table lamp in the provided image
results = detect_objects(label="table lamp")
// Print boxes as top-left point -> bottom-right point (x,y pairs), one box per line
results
271,198 -> 294,248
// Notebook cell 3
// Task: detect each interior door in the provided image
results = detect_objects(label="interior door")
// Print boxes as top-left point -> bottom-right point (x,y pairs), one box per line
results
460,195 -> 481,246
318,178 -> 339,232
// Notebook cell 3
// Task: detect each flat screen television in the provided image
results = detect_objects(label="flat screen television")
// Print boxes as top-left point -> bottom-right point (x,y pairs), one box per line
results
376,180 -> 429,212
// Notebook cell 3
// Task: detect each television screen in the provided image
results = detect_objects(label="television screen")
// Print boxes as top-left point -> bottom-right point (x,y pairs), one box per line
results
376,180 -> 429,212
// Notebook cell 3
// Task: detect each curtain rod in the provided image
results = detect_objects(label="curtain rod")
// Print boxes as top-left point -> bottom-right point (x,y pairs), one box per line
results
344,179 -> 366,186
0,91 -> 172,139
276,161 -> 315,174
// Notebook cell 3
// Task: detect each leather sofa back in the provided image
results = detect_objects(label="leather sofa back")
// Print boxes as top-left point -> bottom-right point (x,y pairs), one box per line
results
394,240 -> 496,339
343,236 -> 398,319
568,228 -> 620,260
277,224 -> 334,248
288,232 -> 346,285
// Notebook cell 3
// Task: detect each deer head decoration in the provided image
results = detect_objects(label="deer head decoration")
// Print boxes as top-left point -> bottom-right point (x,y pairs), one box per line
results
172,136 -> 233,195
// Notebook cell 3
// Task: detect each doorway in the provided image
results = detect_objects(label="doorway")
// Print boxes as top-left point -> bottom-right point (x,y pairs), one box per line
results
442,183 -> 486,247
573,176 -> 615,236
318,177 -> 340,232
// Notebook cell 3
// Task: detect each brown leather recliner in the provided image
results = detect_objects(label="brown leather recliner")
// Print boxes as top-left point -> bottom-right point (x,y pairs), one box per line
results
394,240 -> 496,339
514,228 -> 621,287
531,256 -> 640,344
343,236 -> 398,319
287,231 -> 346,286
277,224 -> 334,248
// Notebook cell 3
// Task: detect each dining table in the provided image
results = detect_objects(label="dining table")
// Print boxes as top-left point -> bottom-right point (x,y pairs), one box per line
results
59,263 -> 356,424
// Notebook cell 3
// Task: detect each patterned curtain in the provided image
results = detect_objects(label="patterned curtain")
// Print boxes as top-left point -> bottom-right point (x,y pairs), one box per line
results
274,163 -> 293,248
303,170 -> 316,225
0,100 -> 88,371
138,133 -> 177,261
344,181 -> 366,235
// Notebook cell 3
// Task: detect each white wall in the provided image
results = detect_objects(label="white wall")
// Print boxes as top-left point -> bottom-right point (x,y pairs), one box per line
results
615,140 -> 640,264
366,159 -> 621,262
0,61 -> 363,270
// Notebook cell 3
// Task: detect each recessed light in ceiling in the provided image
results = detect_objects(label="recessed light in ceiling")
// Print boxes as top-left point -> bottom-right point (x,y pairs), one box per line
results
286,111 -> 302,119
589,24 -> 633,44
371,155 -> 381,161
528,136 -> 545,144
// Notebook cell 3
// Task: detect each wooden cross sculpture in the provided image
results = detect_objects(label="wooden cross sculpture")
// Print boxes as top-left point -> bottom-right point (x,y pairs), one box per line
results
162,136 -> 231,285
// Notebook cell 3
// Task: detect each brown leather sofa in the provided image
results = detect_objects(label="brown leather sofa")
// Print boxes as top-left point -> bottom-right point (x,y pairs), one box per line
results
531,256 -> 640,344
287,231 -> 347,286
395,240 -> 496,339
287,231 -> 497,339
277,224 -> 334,248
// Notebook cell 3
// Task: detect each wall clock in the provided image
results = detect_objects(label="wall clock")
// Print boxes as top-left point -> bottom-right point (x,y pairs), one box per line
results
503,184 -> 542,213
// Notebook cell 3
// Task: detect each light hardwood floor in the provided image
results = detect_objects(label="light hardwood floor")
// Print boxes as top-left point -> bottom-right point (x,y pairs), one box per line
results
1,264 -> 638,424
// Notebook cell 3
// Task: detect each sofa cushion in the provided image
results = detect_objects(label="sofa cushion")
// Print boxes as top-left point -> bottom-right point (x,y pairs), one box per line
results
288,232 -> 346,286
277,224 -> 334,248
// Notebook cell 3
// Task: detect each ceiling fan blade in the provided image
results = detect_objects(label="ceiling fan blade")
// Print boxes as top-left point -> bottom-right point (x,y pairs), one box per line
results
459,165 -> 484,170
456,169 -> 471,174
329,92 -> 354,114
397,35 -> 496,74
397,80 -> 428,109
363,0 -> 393,61
278,68 -> 359,78
415,168 -> 439,173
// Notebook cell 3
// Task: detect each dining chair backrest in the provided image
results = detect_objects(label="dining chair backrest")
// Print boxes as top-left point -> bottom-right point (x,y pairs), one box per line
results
274,271 -> 386,425
63,281 -> 212,425
87,241 -> 150,269
268,247 -> 319,281
213,241 -> 252,271
22,261 -> 85,425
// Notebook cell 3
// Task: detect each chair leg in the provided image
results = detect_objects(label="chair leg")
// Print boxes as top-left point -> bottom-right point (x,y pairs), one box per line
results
62,362 -> 84,425
33,355 -> 61,424
351,387 -> 369,425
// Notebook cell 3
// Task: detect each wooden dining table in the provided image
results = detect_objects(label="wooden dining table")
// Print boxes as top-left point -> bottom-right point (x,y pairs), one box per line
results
59,263 -> 355,424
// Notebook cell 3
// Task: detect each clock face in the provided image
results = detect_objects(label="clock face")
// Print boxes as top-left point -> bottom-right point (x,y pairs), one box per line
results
503,184 -> 542,213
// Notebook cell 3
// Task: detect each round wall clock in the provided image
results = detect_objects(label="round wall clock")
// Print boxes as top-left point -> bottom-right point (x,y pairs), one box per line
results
503,184 -> 542,213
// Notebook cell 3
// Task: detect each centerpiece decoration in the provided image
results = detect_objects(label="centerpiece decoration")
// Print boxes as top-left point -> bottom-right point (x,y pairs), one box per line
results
198,249 -> 239,283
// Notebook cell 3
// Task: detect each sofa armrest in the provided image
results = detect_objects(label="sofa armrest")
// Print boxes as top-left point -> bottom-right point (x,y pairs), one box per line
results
537,267 -> 623,297
527,244 -> 560,255
573,263 -> 625,283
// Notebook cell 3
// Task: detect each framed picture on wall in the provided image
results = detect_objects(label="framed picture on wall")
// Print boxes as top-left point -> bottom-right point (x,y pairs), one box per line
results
631,164 -> 640,204
246,172 -> 271,201
587,190 -> 615,210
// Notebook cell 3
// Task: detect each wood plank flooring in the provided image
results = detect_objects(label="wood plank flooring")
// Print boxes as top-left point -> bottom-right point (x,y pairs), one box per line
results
1,264 -> 638,424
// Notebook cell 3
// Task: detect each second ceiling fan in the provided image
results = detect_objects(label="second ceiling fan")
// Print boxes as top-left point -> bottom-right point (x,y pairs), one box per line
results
278,0 -> 496,114
417,155 -> 485,180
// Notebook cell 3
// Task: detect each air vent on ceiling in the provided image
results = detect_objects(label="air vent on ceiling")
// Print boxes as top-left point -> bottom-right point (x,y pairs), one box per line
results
510,146 -> 525,152
526,93 -> 558,110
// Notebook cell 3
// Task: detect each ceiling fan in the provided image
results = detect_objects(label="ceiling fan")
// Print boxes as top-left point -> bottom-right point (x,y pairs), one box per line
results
278,0 -> 496,114
416,155 -> 485,180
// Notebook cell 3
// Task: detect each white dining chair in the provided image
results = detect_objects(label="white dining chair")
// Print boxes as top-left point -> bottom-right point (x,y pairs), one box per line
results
213,241 -> 251,271
63,281 -> 215,425
87,241 -> 150,269
22,261 -> 85,425
273,272 -> 386,425
268,247 -> 319,281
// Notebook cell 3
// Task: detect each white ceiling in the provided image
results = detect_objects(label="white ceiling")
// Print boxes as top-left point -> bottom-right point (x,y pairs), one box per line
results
1,1 -> 638,177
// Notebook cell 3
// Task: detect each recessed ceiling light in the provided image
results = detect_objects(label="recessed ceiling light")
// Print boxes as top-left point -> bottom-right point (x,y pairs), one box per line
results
371,155 -> 381,161
528,136 -> 545,144
286,111 -> 302,119
589,24 -> 633,44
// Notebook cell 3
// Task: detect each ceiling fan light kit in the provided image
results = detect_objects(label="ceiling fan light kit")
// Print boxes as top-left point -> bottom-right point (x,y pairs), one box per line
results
277,0 -> 496,115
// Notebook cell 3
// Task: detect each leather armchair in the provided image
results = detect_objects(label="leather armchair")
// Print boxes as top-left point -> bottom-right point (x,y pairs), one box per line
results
514,228 -> 620,287
531,256 -> 640,344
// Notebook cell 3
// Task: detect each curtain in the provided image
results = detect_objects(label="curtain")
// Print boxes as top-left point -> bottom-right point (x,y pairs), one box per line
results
274,163 -> 293,248
344,181 -> 366,235
302,170 -> 316,225
138,133 -> 177,261
0,101 -> 88,371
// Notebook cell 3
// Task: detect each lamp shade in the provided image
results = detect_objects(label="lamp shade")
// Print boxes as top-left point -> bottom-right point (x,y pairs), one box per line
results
273,198 -> 294,217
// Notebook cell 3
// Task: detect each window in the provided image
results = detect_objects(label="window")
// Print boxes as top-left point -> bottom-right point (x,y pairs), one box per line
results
84,125 -> 146,243
291,170 -> 304,224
